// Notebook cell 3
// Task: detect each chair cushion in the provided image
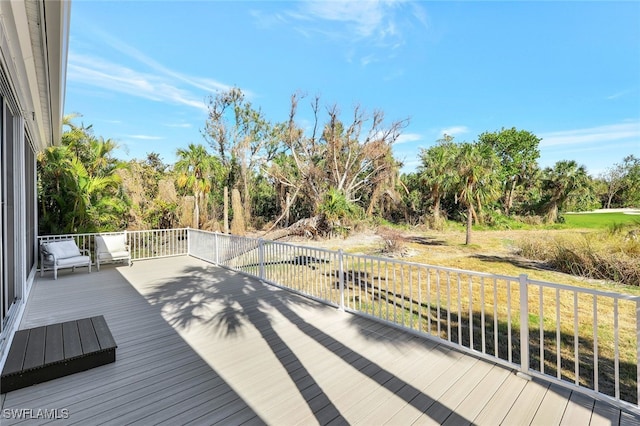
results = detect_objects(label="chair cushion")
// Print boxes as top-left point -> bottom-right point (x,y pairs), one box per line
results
56,255 -> 91,267
96,235 -> 127,254
42,240 -> 81,259
98,251 -> 130,261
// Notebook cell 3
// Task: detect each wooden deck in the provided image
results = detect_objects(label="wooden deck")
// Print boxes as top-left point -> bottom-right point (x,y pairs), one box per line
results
1,256 -> 638,425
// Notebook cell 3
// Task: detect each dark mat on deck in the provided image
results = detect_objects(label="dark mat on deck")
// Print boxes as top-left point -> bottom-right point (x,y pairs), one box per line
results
1,315 -> 117,393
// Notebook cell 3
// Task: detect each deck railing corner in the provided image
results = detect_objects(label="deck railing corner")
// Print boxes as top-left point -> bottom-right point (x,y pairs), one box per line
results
519,273 -> 530,376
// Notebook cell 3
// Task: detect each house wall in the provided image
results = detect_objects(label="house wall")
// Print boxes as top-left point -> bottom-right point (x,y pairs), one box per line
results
0,0 -> 70,365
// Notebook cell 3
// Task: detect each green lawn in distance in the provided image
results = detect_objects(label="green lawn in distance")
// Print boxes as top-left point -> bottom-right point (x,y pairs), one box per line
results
563,212 -> 640,229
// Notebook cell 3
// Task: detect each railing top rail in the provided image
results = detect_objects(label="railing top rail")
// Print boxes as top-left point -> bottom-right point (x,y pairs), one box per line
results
38,233 -> 98,239
341,250 -> 519,280
127,228 -> 189,233
527,278 -> 640,301
38,228 -> 191,239
39,229 -> 640,300
210,230 -> 640,299
204,230 -> 512,280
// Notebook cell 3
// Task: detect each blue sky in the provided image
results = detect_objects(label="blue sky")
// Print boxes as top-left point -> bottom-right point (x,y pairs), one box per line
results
65,0 -> 640,176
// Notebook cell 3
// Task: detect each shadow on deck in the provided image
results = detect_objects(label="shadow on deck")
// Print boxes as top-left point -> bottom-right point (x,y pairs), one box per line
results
1,256 -> 637,425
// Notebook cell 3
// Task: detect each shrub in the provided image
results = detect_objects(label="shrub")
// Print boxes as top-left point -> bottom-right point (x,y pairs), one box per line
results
514,215 -> 544,226
318,188 -> 363,237
376,226 -> 407,257
516,232 -> 640,286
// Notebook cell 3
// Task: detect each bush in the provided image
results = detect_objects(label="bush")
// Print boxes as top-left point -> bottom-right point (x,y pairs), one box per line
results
318,188 -> 363,237
516,232 -> 640,286
376,226 -> 407,257
424,214 -> 447,231
514,215 -> 544,226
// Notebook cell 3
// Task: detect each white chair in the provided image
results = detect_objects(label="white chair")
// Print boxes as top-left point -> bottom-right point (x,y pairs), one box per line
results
95,233 -> 131,271
40,239 -> 91,280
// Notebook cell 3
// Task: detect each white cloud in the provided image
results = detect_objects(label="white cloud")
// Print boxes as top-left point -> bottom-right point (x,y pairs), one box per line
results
92,27 -> 232,95
607,88 -> 637,100
539,122 -> 640,147
126,135 -> 164,140
260,0 -> 427,45
439,126 -> 469,137
68,52 -> 209,112
300,0 -> 397,39
396,133 -> 421,144
67,28 -> 245,114
251,1 -> 428,67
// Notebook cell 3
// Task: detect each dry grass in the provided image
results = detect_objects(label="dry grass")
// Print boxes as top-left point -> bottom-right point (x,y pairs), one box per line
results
517,231 -> 640,286
294,226 -> 640,403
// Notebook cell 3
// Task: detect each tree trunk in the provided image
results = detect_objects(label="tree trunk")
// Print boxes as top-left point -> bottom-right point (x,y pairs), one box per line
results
262,215 -> 329,241
544,202 -> 559,224
367,186 -> 381,216
194,191 -> 200,229
285,192 -> 291,227
223,186 -> 229,233
230,188 -> 245,235
242,177 -> 251,226
433,195 -> 441,219
606,193 -> 614,209
505,179 -> 516,216
465,206 -> 473,245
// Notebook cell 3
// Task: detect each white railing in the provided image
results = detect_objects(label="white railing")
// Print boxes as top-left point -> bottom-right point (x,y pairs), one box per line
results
38,228 -> 189,265
188,229 -> 640,411
36,228 -> 640,410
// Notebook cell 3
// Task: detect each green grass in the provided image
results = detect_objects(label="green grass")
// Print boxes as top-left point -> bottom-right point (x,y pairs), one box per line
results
562,212 -> 640,229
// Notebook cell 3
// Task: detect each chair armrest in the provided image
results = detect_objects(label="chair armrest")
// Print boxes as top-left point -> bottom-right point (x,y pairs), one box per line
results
41,251 -> 58,261
80,248 -> 91,257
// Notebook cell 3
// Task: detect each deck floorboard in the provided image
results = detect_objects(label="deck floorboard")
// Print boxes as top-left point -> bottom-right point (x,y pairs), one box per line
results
1,256 -> 635,425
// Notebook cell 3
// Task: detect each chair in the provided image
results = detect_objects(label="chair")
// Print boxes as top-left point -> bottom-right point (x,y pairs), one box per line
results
95,233 -> 131,271
40,239 -> 91,280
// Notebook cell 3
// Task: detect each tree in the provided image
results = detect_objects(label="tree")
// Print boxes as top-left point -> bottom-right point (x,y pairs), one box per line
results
452,142 -> 501,245
119,153 -> 177,229
477,128 -> 540,215
599,164 -> 626,209
204,87 -> 280,225
399,172 -> 426,226
619,155 -> 640,207
417,135 -> 459,223
175,144 -> 218,229
540,160 -> 590,223
38,116 -> 128,234
266,93 -> 408,232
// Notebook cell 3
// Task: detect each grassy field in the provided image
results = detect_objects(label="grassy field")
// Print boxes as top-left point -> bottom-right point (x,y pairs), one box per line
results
279,211 -> 640,402
563,212 -> 640,229
260,233 -> 640,403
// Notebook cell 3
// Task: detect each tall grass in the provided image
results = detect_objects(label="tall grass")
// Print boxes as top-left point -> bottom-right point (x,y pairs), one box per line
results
516,230 -> 640,286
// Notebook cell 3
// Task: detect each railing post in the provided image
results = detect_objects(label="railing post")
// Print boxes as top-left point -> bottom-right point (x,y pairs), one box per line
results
636,299 -> 640,406
258,239 -> 265,279
214,232 -> 219,265
338,249 -> 345,311
124,230 -> 128,259
186,227 -> 191,256
518,274 -> 531,379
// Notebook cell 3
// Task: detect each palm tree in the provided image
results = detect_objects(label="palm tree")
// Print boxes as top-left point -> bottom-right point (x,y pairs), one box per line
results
38,142 -> 126,233
453,142 -> 501,245
418,135 -> 459,222
64,157 -> 123,232
541,160 -> 590,223
175,144 -> 216,229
